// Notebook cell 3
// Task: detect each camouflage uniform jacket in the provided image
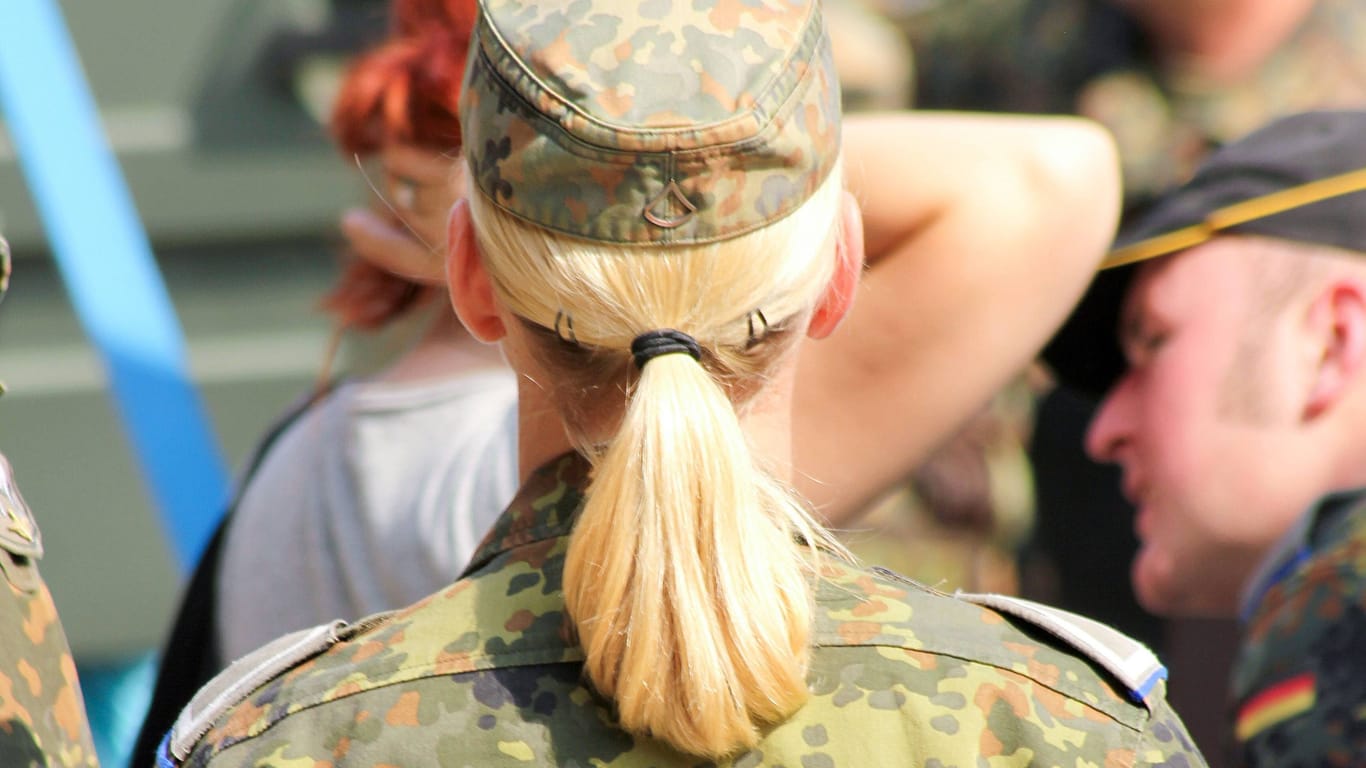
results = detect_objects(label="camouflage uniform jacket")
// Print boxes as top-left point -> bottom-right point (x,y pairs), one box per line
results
899,0 -> 1366,212
166,453 -> 1205,767
0,453 -> 100,768
1231,491 -> 1366,766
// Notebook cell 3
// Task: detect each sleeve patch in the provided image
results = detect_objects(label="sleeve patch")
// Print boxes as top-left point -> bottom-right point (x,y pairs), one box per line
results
1235,672 -> 1316,742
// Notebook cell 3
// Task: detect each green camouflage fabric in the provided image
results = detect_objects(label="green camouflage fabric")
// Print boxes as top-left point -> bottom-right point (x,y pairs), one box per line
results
459,0 -> 841,245
894,0 -> 1366,212
173,453 -> 1205,767
1231,492 -> 1366,767
0,453 -> 99,768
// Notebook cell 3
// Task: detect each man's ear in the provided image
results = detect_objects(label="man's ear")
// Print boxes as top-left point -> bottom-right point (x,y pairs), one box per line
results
1303,277 -> 1366,419
446,198 -> 506,343
808,190 -> 865,340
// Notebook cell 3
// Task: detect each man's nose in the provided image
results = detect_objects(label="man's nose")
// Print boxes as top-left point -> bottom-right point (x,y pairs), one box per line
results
1084,376 -> 1135,463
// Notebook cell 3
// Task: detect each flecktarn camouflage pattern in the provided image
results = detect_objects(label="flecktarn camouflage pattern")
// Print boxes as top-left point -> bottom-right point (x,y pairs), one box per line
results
171,453 -> 1205,767
460,0 -> 841,245
0,453 -> 99,768
1231,492 -> 1366,766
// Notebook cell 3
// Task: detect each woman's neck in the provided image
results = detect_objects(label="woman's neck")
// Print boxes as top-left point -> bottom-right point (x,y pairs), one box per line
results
514,358 -> 798,485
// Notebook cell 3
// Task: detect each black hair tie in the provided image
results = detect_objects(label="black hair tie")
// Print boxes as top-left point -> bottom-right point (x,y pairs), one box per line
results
631,329 -> 702,370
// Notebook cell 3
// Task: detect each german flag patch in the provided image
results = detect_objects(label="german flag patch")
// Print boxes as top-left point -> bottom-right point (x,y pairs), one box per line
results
1235,672 -> 1316,742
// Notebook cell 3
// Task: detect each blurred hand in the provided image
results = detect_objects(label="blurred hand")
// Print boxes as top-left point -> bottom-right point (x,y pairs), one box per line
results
345,144 -> 464,285
341,208 -> 446,285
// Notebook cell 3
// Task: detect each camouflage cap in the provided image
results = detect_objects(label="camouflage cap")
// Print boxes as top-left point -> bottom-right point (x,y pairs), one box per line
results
1045,110 -> 1366,396
459,0 -> 841,245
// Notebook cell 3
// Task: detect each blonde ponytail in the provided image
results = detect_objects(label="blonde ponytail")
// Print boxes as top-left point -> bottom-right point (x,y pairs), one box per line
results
467,160 -> 848,758
565,348 -> 824,756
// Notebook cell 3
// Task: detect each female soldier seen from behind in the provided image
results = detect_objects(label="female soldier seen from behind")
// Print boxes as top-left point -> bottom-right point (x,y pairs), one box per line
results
162,0 -> 1208,764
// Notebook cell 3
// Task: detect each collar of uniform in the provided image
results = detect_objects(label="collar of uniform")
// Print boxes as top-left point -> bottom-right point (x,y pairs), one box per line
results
1238,488 -> 1366,622
459,451 -> 590,579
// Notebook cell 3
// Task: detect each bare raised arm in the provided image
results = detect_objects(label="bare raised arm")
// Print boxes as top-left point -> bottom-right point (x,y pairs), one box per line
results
793,111 -> 1120,524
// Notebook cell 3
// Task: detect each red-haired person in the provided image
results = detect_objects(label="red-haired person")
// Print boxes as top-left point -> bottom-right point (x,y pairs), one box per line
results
217,0 -> 518,667
132,2 -> 516,762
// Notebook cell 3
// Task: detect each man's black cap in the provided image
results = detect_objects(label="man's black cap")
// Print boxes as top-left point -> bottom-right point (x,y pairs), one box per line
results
1044,110 -> 1366,397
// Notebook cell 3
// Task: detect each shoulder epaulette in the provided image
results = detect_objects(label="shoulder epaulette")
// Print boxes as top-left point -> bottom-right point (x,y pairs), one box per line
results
957,591 -> 1167,709
169,619 -> 349,762
0,453 -> 42,560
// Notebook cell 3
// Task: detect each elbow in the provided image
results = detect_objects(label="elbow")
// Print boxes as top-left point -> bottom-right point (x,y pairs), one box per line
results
1027,119 -> 1123,260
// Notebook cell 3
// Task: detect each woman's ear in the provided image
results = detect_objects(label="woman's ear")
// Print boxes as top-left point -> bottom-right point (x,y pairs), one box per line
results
809,190 -> 865,340
446,199 -> 507,343
1303,277 -> 1366,420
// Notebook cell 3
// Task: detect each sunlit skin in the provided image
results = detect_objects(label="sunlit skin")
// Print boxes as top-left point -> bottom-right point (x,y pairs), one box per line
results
1085,238 -> 1319,617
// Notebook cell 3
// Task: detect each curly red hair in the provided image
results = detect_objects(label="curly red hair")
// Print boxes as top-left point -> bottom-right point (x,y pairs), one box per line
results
389,0 -> 478,42
322,0 -> 476,329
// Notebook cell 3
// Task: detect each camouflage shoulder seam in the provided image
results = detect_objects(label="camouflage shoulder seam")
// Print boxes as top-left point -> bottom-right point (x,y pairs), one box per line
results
956,591 -> 1167,710
169,618 -> 353,761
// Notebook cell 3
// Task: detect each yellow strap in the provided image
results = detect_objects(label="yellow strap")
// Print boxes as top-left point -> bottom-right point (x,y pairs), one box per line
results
1101,166 -> 1366,270
1103,224 -> 1214,269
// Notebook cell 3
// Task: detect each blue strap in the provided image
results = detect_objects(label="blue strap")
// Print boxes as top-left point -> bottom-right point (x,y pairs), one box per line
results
155,730 -> 178,768
0,0 -> 230,572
